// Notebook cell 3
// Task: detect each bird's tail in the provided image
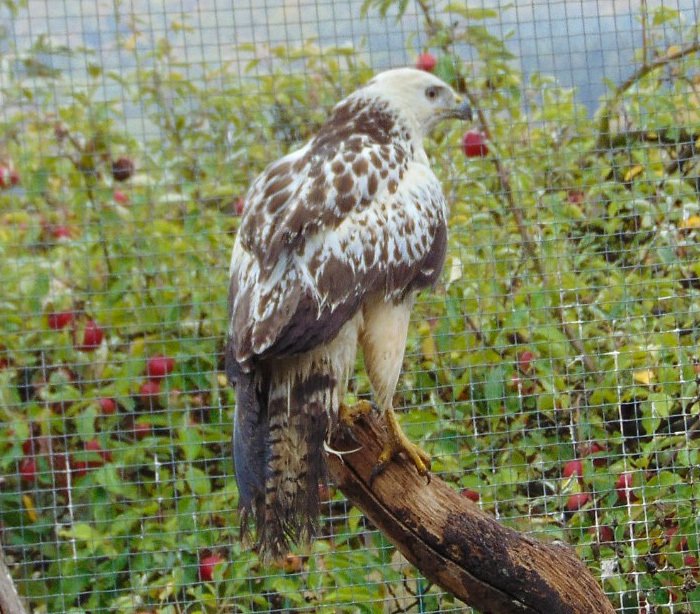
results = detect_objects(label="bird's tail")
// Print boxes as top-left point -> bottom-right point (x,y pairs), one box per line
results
232,360 -> 333,562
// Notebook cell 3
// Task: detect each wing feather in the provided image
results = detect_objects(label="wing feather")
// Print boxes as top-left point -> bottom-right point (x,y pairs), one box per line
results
227,98 -> 448,372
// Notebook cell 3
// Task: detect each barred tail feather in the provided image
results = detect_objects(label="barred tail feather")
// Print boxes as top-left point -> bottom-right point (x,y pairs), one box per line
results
258,371 -> 332,561
230,350 -> 335,562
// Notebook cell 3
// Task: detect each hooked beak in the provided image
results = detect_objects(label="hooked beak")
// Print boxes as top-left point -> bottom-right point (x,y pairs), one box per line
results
450,96 -> 473,121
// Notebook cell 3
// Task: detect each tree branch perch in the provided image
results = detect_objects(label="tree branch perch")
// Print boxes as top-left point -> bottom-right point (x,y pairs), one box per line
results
327,413 -> 615,614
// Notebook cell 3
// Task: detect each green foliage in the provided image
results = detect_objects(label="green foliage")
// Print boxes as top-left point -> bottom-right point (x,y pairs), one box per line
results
1,1 -> 699,612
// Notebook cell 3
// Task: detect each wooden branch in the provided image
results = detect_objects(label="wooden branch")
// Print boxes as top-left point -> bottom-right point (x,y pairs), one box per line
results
327,413 -> 615,614
0,546 -> 28,614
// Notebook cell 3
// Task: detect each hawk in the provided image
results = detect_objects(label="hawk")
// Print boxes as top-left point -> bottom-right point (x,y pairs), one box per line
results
226,67 -> 472,560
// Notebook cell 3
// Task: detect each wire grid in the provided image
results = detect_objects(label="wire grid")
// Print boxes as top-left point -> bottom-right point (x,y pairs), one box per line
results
1,0 -> 699,612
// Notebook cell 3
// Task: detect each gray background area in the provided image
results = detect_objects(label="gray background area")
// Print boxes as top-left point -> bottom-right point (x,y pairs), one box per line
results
2,1 -> 698,112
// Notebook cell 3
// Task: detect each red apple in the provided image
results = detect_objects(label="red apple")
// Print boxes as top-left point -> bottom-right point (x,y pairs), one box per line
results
113,189 -> 129,204
47,310 -> 75,330
596,525 -> 615,543
563,459 -> 584,479
98,397 -> 117,415
460,488 -> 480,502
462,130 -> 489,158
71,459 -> 89,478
112,156 -> 134,182
52,225 -> 75,240
199,553 -> 225,582
138,380 -> 161,408
579,441 -> 607,467
615,472 -> 636,503
78,320 -> 104,351
146,355 -> 175,379
565,492 -> 590,511
415,52 -> 437,72
19,458 -> 37,483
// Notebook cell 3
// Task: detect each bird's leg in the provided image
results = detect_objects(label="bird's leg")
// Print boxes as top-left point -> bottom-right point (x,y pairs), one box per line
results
371,405 -> 431,484
339,400 -> 374,426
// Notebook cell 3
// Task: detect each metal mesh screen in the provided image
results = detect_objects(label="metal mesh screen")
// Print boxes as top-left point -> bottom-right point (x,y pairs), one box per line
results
1,0 -> 699,612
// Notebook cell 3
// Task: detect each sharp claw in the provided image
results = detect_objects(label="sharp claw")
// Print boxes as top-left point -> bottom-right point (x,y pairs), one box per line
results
368,459 -> 389,487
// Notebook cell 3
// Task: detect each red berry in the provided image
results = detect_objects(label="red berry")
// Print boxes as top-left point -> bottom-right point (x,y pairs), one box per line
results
113,189 -> 129,204
462,130 -> 489,158
9,168 -> 20,186
460,488 -> 480,502
133,421 -> 152,439
112,157 -> 135,182
517,350 -> 535,373
146,355 -> 175,379
98,397 -> 117,415
565,492 -> 590,511
78,320 -> 104,351
415,52 -> 437,72
615,472 -> 636,503
199,554 -> 225,582
563,459 -> 584,479
19,458 -> 37,482
47,310 -> 75,330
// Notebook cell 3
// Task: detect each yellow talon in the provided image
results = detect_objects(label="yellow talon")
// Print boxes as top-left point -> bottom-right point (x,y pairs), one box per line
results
371,407 -> 431,484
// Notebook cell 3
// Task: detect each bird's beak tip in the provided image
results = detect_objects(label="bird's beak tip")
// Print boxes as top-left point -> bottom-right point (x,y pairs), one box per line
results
455,99 -> 473,121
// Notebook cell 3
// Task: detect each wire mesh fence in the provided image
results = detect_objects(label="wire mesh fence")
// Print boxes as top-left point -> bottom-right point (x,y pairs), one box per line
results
1,0 -> 699,612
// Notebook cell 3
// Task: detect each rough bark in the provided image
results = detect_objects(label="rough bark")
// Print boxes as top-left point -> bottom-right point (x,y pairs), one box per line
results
326,413 -> 615,614
0,547 -> 27,614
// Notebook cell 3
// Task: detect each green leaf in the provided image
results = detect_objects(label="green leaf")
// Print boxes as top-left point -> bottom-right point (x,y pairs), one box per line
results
444,4 -> 498,20
185,465 -> 211,496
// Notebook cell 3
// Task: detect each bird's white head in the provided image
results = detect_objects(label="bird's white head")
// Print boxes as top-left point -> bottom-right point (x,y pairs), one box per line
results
361,67 -> 472,139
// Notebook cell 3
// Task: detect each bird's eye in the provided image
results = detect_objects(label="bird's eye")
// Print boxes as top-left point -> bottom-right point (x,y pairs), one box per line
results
425,86 -> 440,100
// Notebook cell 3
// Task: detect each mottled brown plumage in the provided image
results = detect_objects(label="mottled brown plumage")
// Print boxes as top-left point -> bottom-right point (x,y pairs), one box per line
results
226,67 -> 472,561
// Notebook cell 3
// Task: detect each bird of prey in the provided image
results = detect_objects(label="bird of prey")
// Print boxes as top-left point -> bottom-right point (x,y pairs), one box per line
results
226,67 -> 472,561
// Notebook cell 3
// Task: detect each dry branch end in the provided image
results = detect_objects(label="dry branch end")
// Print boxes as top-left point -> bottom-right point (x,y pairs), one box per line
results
326,413 -> 615,614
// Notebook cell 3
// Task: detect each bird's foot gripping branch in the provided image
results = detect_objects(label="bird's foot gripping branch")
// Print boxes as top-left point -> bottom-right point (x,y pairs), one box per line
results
326,412 -> 616,614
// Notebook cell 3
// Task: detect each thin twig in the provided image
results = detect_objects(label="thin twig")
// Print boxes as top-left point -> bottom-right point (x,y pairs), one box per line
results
595,42 -> 700,150
640,0 -> 650,68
